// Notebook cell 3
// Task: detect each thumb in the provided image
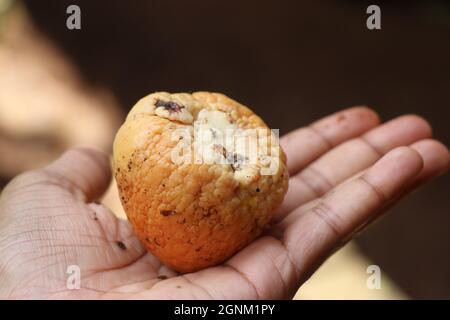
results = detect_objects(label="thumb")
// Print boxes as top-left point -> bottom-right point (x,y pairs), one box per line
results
41,147 -> 112,202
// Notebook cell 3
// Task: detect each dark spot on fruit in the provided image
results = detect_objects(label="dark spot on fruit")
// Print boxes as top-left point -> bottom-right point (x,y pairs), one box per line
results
210,128 -> 218,139
205,208 -> 217,217
162,184 -> 165,187
160,210 -> 176,216
231,153 -> 245,171
117,167 -> 120,172
202,210 -> 211,218
195,246 -> 203,252
155,99 -> 184,113
157,275 -> 168,280
116,241 -> 127,250
176,285 -> 182,289
256,188 -> 260,192
213,144 -> 227,159
145,237 -> 150,242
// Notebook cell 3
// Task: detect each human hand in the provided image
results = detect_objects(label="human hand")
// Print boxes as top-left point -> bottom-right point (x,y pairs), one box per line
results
0,107 -> 448,299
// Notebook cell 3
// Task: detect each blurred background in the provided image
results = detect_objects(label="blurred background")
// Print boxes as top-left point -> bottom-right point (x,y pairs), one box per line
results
0,0 -> 449,299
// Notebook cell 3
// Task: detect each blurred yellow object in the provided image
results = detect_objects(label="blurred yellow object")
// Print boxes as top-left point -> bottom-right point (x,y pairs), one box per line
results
0,0 -> 13,16
0,4 -> 121,178
295,242 -> 407,300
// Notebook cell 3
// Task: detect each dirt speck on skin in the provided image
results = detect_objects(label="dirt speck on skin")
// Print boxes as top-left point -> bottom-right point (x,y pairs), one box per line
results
176,285 -> 182,289
116,241 -> 127,250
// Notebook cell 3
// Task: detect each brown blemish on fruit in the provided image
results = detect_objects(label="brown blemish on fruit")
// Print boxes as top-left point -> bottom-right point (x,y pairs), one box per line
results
231,153 -> 245,171
160,210 -> 176,216
155,99 -> 184,113
213,144 -> 227,159
157,275 -> 168,280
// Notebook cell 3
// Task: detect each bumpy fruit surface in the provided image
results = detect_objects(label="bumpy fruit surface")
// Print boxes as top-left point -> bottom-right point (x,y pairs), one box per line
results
113,92 -> 289,272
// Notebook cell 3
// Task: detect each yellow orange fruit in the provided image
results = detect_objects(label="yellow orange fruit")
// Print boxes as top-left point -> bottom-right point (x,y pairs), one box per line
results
113,92 -> 288,272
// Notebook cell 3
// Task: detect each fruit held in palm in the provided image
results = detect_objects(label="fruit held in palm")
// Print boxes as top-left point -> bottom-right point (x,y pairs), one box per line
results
113,92 -> 289,272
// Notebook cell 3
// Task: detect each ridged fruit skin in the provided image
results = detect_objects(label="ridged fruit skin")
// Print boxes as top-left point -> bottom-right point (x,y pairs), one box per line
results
113,92 -> 289,272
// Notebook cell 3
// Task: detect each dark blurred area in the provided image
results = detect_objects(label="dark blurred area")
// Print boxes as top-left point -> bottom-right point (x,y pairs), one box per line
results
2,0 -> 449,298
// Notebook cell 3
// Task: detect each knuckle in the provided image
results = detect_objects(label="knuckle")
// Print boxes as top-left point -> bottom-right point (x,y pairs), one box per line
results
311,202 -> 345,239
295,167 -> 333,197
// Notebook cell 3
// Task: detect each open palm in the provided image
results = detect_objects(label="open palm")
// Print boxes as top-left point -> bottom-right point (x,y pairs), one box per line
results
0,107 -> 448,299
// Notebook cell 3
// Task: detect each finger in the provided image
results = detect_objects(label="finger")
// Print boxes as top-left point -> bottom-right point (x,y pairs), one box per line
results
280,106 -> 380,175
43,147 -> 111,202
279,138 -> 449,228
345,139 -> 450,240
409,139 -> 450,185
281,147 -> 423,285
369,140 -> 450,217
278,115 -> 432,218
